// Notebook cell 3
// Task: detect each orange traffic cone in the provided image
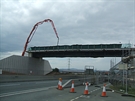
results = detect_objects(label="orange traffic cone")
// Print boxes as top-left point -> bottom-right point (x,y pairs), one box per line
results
58,78 -> 63,90
70,80 -> 76,93
101,84 -> 107,97
84,82 -> 89,95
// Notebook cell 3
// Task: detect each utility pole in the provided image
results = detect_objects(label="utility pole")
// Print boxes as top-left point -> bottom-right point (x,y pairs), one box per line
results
122,47 -> 125,87
68,58 -> 70,70
125,43 -> 131,94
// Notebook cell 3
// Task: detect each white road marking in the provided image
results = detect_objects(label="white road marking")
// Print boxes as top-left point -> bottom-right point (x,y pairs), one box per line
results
80,95 -> 83,97
0,84 -> 20,87
75,97 -> 79,99
93,89 -> 96,91
69,83 -> 109,101
62,79 -> 72,87
0,86 -> 56,98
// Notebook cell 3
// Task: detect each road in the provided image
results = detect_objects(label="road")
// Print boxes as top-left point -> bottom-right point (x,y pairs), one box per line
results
0,80 -> 134,101
0,80 -> 69,94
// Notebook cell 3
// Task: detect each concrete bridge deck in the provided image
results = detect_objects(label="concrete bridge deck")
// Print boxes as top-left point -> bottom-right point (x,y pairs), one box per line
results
27,44 -> 134,58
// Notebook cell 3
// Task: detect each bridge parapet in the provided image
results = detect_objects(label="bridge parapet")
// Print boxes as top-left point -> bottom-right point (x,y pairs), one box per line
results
28,44 -> 122,51
27,44 -> 135,58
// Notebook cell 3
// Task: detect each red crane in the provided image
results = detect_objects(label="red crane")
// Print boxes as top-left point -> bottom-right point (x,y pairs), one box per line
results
22,19 -> 59,56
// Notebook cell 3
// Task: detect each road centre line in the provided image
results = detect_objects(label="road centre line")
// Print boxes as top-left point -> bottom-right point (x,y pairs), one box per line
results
80,95 -> 83,97
70,85 -> 103,101
75,97 -> 79,99
70,83 -> 109,101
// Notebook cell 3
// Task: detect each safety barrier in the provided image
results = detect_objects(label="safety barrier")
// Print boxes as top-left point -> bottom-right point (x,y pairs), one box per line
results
0,75 -> 85,83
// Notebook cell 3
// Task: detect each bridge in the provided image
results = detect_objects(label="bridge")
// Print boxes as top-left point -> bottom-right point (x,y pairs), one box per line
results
27,44 -> 134,58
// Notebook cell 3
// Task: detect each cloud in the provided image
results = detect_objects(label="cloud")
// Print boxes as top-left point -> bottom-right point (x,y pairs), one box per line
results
46,57 -> 121,70
0,0 -> 134,70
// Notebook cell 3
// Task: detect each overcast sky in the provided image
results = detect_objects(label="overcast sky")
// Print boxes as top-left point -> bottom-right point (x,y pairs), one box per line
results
0,0 -> 135,70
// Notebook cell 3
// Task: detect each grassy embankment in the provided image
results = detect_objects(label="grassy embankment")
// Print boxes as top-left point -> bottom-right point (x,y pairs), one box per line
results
109,85 -> 135,95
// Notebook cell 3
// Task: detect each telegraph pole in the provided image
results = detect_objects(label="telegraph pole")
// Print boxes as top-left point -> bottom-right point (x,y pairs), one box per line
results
68,58 -> 70,70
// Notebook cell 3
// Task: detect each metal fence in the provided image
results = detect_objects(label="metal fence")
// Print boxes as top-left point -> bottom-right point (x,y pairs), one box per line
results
109,43 -> 135,90
109,61 -> 135,89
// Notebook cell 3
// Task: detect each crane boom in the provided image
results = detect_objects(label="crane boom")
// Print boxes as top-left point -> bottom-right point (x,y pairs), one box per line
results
22,19 -> 59,56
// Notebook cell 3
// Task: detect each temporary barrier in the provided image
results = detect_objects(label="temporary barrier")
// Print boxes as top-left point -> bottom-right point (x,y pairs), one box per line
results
58,78 -> 63,90
84,82 -> 89,95
70,80 -> 76,93
101,84 -> 107,97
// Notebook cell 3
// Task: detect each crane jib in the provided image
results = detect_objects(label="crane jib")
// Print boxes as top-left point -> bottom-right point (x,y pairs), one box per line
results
22,19 -> 59,56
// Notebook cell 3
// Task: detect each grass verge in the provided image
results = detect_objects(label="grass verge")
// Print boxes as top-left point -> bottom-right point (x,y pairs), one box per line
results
109,85 -> 135,96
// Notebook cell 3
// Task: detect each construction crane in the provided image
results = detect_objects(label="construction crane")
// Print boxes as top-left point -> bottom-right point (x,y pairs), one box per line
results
22,19 -> 59,56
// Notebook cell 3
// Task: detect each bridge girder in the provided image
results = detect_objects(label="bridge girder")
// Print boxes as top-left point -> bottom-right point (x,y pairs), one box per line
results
27,49 -> 134,58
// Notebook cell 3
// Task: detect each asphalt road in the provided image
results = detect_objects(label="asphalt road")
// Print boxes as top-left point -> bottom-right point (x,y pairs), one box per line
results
0,80 -> 68,94
0,81 -> 134,101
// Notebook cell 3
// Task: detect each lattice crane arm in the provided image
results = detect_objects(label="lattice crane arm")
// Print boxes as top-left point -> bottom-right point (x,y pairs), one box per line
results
22,19 -> 59,56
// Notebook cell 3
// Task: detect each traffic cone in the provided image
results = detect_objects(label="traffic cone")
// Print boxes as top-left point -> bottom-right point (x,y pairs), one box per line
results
58,78 -> 63,90
70,80 -> 76,93
101,84 -> 107,97
84,82 -> 89,95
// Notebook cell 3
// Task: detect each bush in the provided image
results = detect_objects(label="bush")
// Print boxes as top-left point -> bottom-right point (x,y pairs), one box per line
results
53,68 -> 59,72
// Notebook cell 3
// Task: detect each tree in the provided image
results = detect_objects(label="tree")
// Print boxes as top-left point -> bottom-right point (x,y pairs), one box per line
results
53,68 -> 59,72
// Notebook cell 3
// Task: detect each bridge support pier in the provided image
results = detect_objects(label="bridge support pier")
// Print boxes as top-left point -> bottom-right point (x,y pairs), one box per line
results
0,55 -> 52,75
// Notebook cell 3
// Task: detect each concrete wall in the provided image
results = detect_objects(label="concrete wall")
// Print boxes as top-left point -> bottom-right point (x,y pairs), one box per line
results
0,75 -> 86,83
0,55 -> 52,75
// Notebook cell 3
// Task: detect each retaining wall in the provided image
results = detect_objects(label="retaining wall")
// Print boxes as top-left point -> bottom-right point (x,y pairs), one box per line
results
0,75 -> 87,83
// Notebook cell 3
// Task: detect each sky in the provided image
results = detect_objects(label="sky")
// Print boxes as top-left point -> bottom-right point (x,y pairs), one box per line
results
0,0 -> 135,71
